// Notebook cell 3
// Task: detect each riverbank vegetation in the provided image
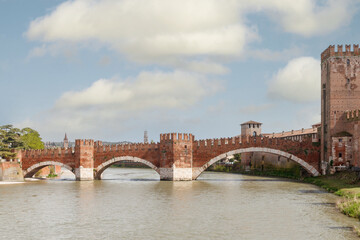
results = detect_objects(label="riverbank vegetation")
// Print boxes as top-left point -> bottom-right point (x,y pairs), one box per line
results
0,125 -> 44,159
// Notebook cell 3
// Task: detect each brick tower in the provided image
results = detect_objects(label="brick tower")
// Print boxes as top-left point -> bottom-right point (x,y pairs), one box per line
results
321,44 -> 360,167
159,133 -> 193,180
74,139 -> 94,180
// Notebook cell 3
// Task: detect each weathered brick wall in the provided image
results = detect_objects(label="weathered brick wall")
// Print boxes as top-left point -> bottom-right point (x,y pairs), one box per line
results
93,141 -> 160,169
0,162 -> 23,181
20,148 -> 76,171
193,136 -> 320,171
321,44 -> 360,165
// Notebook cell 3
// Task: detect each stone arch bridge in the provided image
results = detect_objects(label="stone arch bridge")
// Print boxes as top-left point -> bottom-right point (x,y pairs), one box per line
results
18,133 -> 321,181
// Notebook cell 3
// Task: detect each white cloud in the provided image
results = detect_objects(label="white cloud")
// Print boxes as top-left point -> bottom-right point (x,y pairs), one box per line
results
24,0 -> 357,74
243,0 -> 357,37
22,70 -> 223,139
267,57 -> 320,102
26,0 -> 256,63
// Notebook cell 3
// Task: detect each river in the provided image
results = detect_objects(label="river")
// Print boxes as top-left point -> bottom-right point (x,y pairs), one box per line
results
0,168 -> 359,240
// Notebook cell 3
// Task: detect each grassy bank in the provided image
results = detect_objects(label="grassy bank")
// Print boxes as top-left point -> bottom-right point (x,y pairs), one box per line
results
304,172 -> 360,222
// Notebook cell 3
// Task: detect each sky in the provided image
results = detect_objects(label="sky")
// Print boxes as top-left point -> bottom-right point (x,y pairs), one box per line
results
1,0 -> 360,143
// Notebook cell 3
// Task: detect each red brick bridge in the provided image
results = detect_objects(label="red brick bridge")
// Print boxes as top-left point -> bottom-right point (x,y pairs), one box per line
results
18,133 -> 321,181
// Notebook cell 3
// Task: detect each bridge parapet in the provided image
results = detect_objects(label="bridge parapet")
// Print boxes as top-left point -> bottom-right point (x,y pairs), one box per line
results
192,136 -> 320,170
94,142 -> 160,153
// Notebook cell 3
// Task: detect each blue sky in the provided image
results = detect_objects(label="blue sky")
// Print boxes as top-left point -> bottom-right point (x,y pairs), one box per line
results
1,0 -> 360,142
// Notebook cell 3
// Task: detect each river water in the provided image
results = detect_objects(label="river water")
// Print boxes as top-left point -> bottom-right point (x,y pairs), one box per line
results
1,168 -> 360,240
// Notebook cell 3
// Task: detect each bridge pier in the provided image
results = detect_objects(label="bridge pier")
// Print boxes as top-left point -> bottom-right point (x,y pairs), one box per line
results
75,139 -> 94,181
159,167 -> 193,181
159,133 -> 193,181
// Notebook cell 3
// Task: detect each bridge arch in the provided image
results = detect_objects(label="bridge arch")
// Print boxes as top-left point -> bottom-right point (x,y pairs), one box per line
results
193,147 -> 320,179
23,161 -> 74,178
94,156 -> 160,180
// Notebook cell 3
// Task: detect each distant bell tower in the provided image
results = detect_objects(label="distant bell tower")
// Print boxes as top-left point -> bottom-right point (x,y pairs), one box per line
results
241,121 -> 262,137
63,133 -> 69,149
144,130 -> 148,144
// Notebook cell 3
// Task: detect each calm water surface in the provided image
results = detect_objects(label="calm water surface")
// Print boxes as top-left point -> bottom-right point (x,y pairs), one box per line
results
1,168 -> 360,240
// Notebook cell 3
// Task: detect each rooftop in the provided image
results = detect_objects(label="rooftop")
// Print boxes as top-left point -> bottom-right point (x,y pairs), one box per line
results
241,120 -> 262,125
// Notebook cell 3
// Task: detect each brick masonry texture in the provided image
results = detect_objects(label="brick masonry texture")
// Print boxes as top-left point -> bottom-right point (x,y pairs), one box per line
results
321,44 -> 360,167
18,133 -> 321,181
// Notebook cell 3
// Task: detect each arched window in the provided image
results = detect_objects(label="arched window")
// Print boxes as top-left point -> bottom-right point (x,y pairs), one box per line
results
253,131 -> 257,137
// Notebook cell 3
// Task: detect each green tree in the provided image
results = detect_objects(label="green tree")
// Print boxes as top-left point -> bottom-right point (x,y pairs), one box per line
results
20,127 -> 44,150
0,125 -> 24,159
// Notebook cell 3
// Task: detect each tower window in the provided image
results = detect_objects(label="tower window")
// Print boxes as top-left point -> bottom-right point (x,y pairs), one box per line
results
339,153 -> 342,158
339,138 -> 342,142
322,83 -> 326,89
347,59 -> 350,66
347,78 -> 350,84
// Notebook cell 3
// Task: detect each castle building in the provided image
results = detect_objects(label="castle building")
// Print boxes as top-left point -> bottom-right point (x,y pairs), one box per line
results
263,123 -> 320,143
321,44 -> 360,167
241,120 -> 262,137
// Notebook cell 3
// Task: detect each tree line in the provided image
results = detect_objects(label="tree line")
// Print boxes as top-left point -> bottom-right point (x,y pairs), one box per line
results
0,125 -> 44,160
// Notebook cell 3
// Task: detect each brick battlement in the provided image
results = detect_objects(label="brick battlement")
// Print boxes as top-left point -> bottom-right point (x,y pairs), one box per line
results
23,148 -> 74,157
346,110 -> 360,121
193,136 -> 314,149
75,139 -> 94,146
160,133 -> 193,141
321,44 -> 360,62
95,142 -> 159,152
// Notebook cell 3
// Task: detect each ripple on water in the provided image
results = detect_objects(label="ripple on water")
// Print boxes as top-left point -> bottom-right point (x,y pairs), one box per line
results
0,168 -> 359,240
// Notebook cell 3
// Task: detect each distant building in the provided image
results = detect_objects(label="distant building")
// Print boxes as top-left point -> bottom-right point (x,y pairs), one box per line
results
241,120 -> 262,137
63,133 -> 69,149
144,130 -> 148,144
263,123 -> 320,143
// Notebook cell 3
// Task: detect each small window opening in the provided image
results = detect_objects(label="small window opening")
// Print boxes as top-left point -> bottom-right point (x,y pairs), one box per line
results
339,138 -> 342,142
347,78 -> 350,84
339,153 -> 342,158
347,59 -> 350,66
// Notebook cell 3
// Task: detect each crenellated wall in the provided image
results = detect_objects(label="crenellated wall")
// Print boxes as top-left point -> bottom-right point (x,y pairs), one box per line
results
18,133 -> 321,181
321,44 -> 360,62
321,44 -> 360,166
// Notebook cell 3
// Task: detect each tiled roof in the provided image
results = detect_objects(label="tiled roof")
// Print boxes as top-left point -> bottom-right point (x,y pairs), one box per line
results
263,127 -> 317,138
241,120 -> 262,125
